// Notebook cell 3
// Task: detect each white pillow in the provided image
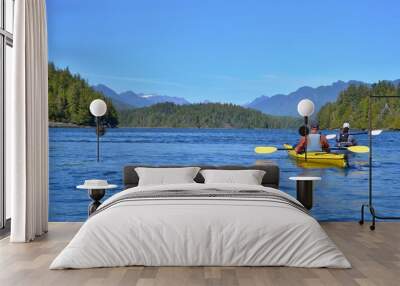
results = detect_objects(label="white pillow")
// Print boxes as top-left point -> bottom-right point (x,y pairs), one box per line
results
135,167 -> 200,186
200,169 -> 266,185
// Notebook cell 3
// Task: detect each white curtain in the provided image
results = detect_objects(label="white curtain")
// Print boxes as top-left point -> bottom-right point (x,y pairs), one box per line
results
7,0 -> 49,242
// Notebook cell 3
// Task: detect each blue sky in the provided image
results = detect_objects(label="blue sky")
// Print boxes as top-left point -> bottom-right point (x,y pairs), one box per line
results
47,0 -> 400,104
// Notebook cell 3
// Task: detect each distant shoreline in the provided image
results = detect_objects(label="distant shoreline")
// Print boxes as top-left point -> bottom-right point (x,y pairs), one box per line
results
48,123 -> 286,130
49,122 -> 91,128
48,123 -> 400,131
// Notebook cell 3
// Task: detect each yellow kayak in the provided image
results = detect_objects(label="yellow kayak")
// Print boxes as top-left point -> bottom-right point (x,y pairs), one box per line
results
283,144 -> 348,168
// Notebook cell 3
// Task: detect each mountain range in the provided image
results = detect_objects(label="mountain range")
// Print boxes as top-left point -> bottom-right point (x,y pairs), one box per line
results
94,79 -> 400,116
93,84 -> 190,110
245,79 -> 400,116
245,80 -> 362,116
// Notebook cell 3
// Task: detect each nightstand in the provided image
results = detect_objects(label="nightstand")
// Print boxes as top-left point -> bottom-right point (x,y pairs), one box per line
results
77,180 -> 117,216
289,176 -> 321,210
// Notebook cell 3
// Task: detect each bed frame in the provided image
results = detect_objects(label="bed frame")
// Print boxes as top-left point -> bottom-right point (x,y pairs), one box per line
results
123,164 -> 280,190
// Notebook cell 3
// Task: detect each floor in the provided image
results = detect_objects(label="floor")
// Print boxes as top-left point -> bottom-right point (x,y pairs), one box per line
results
0,222 -> 399,286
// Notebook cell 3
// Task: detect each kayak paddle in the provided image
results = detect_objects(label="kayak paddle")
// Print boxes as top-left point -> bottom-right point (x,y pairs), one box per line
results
325,134 -> 336,140
339,145 -> 370,153
254,147 -> 280,154
325,130 -> 382,140
255,145 -> 369,154
351,130 -> 383,136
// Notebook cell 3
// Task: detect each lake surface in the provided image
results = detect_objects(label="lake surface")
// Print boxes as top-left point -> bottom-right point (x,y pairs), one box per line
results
49,128 -> 400,222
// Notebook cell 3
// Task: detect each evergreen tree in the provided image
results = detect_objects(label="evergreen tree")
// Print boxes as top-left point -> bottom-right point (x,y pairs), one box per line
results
48,63 -> 119,127
318,81 -> 400,129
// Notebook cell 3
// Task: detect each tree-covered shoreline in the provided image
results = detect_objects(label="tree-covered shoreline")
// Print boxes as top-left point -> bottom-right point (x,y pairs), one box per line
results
318,81 -> 400,129
48,63 -> 400,130
48,63 -> 119,127
118,102 -> 302,128
48,63 -> 302,129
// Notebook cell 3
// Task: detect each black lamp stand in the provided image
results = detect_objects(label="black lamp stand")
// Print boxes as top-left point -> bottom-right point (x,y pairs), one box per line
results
359,94 -> 400,230
96,116 -> 100,162
304,116 -> 308,161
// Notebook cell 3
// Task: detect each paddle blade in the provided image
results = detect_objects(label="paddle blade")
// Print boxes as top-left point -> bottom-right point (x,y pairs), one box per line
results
255,146 -> 278,154
326,134 -> 336,140
347,146 -> 369,153
283,144 -> 293,150
371,130 -> 382,136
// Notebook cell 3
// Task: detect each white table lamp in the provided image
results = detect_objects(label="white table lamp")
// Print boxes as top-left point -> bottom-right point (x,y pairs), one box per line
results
89,99 -> 107,162
297,99 -> 315,161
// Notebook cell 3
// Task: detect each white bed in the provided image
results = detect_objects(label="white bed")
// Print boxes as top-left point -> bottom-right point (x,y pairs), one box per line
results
50,183 -> 351,269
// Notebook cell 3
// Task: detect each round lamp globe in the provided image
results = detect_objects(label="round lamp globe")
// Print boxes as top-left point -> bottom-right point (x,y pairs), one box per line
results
297,99 -> 315,117
90,99 -> 107,117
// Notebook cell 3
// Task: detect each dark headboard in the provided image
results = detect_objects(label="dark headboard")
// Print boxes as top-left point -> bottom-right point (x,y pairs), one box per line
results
123,164 -> 280,189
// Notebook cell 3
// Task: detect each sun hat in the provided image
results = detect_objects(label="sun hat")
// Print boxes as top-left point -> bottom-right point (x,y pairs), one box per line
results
343,122 -> 350,128
77,179 -> 117,190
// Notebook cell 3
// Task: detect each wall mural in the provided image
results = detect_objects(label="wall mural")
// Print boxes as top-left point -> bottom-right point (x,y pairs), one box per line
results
47,0 -> 400,221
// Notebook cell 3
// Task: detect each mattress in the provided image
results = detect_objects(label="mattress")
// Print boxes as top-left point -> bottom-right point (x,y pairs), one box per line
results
50,183 -> 351,269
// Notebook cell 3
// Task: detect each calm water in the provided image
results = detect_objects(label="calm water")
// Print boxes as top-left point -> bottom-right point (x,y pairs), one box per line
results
49,128 -> 400,221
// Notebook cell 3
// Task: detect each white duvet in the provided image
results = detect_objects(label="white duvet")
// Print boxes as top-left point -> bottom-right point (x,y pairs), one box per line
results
50,183 -> 351,269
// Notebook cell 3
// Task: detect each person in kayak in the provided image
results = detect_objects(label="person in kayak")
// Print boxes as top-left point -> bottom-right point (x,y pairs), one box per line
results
295,122 -> 330,153
336,122 -> 357,147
